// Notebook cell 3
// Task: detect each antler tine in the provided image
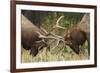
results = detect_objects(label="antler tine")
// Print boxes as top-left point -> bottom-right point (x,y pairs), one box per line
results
35,31 -> 46,38
51,37 -> 65,49
35,31 -> 61,40
40,26 -> 48,34
53,16 -> 66,29
56,16 -> 64,25
49,32 -> 63,39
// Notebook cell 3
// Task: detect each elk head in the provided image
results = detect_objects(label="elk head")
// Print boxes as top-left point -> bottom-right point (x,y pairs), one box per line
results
51,15 -> 89,55
64,27 -> 87,54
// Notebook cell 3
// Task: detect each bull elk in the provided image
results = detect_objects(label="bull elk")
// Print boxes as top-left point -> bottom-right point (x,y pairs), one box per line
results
21,14 -> 48,56
64,14 -> 90,55
21,14 -> 59,56
52,14 -> 90,56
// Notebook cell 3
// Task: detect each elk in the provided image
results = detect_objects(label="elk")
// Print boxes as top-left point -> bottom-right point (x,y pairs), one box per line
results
64,14 -> 90,55
21,14 -> 61,56
52,14 -> 90,56
21,14 -> 48,56
64,27 -> 87,54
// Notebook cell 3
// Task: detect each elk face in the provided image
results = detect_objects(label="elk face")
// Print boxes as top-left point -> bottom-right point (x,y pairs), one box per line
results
64,28 -> 87,54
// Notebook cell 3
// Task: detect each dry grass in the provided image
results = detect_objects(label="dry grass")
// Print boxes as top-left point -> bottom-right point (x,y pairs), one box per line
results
21,41 -> 89,63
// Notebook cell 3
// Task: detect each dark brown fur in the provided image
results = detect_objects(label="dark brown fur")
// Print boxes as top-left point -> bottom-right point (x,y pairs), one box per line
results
64,28 -> 87,54
64,14 -> 90,55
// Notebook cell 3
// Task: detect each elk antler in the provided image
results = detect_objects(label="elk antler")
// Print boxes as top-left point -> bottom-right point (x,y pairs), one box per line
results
47,32 -> 65,49
40,26 -> 48,34
53,16 -> 66,29
35,31 -> 60,40
35,16 -> 67,50
46,16 -> 67,49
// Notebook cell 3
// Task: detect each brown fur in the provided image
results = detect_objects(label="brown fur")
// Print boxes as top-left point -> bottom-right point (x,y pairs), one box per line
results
21,14 -> 47,56
64,27 -> 87,54
64,14 -> 90,55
